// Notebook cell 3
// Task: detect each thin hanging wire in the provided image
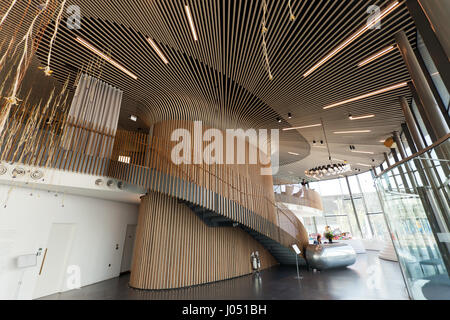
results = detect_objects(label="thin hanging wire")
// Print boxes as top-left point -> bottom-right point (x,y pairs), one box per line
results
262,0 -> 273,81
320,118 -> 332,162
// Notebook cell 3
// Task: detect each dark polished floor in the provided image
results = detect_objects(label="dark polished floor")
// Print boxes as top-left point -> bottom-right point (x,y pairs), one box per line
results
39,252 -> 409,300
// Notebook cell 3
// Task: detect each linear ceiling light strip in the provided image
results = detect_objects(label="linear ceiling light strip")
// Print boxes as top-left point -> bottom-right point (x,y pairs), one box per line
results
76,37 -> 137,80
282,123 -> 322,131
334,130 -> 371,134
349,114 -> 375,120
184,5 -> 198,41
303,1 -> 401,77
357,163 -> 372,167
352,150 -> 375,154
324,82 -> 408,109
147,38 -> 169,64
358,45 -> 396,67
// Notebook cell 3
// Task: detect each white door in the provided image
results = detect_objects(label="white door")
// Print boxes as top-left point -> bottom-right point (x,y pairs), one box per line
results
33,223 -> 76,299
120,224 -> 137,273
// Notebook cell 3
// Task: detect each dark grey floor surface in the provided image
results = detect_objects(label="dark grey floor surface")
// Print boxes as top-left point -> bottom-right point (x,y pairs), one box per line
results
39,251 -> 409,300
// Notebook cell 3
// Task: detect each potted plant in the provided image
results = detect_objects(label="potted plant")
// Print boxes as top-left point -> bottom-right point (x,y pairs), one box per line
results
325,231 -> 334,243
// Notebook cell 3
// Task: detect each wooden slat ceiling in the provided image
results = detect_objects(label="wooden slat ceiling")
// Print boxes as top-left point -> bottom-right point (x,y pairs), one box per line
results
1,0 -> 417,181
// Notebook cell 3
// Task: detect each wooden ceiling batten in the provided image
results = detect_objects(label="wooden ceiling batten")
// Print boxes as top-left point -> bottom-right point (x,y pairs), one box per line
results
1,0 -> 417,179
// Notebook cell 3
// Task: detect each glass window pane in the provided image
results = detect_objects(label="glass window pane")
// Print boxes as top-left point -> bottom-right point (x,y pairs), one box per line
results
417,32 -> 450,114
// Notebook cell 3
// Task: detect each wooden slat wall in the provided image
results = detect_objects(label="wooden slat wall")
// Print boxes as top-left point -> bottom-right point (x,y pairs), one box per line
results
130,190 -> 278,290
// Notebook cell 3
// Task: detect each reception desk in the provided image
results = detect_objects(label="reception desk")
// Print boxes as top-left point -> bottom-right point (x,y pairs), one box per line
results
305,243 -> 357,270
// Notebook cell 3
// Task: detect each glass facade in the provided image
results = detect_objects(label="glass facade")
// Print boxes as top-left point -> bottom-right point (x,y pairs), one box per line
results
375,138 -> 450,300
285,172 -> 389,241
417,32 -> 450,118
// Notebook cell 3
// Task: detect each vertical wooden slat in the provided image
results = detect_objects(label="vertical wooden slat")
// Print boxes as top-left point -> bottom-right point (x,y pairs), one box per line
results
129,190 -> 278,290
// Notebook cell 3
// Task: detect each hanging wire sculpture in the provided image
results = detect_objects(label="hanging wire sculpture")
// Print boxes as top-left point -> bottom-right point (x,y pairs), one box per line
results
288,0 -> 296,22
6,0 -> 51,106
40,0 -> 67,76
0,0 -> 18,28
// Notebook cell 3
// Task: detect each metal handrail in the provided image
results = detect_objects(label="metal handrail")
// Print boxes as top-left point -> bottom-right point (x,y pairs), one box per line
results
376,133 -> 450,178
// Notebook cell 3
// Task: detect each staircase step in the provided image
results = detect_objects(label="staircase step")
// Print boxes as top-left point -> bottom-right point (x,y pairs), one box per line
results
182,201 -> 299,265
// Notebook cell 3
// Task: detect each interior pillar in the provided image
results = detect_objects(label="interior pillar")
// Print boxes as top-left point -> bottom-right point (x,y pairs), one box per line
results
406,0 -> 450,93
416,0 -> 450,59
395,31 -> 449,139
399,97 -> 426,150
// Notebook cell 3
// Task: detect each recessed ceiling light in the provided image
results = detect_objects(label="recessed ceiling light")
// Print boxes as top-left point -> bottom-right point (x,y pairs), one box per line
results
76,37 -> 138,80
379,139 -> 386,143
358,45 -> 396,67
118,156 -> 131,164
349,114 -> 375,120
334,130 -> 371,134
303,1 -> 401,77
288,113 -> 292,119
185,5 -> 198,41
283,123 -> 322,131
324,82 -> 408,110
129,115 -> 138,122
288,152 -> 300,156
147,38 -> 169,64
352,150 -> 375,155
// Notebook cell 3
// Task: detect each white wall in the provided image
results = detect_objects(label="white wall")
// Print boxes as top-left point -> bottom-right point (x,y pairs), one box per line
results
0,182 -> 138,300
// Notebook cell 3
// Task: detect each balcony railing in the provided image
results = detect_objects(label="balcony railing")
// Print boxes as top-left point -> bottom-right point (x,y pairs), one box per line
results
0,113 -> 307,250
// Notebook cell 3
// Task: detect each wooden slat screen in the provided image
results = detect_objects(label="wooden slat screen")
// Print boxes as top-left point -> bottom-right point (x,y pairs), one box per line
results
130,190 -> 278,290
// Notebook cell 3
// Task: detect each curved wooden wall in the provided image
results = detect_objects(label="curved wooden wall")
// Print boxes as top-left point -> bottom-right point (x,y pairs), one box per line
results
130,190 -> 278,290
151,120 -> 276,222
276,188 -> 324,212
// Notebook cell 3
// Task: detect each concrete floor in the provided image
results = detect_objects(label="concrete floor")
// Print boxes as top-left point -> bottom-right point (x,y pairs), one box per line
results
39,251 -> 409,300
